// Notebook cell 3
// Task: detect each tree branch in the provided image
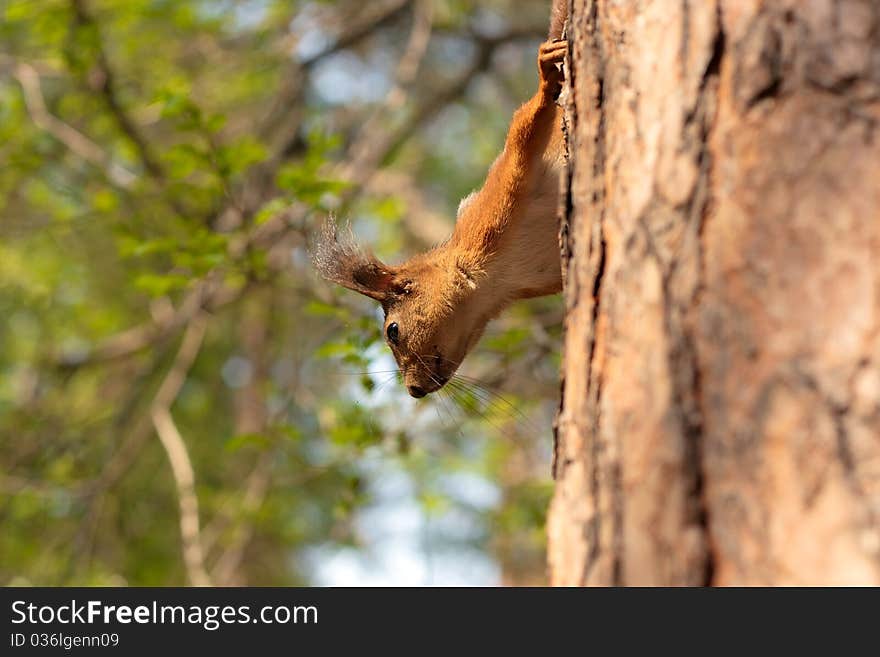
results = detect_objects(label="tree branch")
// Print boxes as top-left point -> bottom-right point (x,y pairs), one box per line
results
208,451 -> 273,586
149,313 -> 212,587
151,409 -> 212,587
14,62 -> 136,188
51,270 -> 237,369
342,0 -> 434,186
257,0 -> 414,150
70,0 -> 166,181
300,0 -> 414,70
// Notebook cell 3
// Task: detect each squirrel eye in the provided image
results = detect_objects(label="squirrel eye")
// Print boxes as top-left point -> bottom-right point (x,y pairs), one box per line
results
386,322 -> 399,345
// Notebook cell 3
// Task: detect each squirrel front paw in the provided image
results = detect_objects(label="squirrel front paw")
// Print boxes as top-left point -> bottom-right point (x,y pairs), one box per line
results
538,39 -> 567,100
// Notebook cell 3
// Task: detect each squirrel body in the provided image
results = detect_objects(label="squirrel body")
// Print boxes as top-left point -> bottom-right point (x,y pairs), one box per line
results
315,4 -> 569,398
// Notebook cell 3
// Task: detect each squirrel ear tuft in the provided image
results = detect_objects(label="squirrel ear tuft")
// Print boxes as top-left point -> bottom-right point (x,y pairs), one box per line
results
311,217 -> 397,303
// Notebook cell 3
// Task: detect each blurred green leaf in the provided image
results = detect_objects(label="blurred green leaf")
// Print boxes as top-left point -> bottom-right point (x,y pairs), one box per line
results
226,433 -> 273,453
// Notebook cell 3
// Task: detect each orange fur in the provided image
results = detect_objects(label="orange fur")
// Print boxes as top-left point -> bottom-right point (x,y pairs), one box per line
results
314,39 -> 568,397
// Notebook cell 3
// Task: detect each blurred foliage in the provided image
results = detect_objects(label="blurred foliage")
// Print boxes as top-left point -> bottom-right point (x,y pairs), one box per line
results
0,0 -> 561,585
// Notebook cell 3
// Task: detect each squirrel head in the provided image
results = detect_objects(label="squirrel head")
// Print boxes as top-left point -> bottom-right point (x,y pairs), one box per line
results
312,218 -> 492,397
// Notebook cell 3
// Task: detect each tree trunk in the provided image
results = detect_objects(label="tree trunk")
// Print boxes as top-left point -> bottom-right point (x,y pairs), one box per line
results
549,0 -> 880,585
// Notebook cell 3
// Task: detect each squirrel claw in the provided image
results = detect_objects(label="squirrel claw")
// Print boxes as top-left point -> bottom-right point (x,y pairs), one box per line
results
538,40 -> 567,98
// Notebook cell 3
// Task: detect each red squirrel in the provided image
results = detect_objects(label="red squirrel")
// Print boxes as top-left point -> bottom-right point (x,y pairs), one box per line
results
315,5 -> 568,398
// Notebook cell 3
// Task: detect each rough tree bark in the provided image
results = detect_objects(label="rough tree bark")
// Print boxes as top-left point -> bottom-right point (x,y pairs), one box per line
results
549,0 -> 880,585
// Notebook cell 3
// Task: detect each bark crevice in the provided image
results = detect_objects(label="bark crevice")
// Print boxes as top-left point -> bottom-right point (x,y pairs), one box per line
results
684,4 -> 725,587
583,0 -> 612,586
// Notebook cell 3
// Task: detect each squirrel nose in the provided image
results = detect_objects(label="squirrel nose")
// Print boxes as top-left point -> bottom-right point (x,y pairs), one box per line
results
407,386 -> 427,398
